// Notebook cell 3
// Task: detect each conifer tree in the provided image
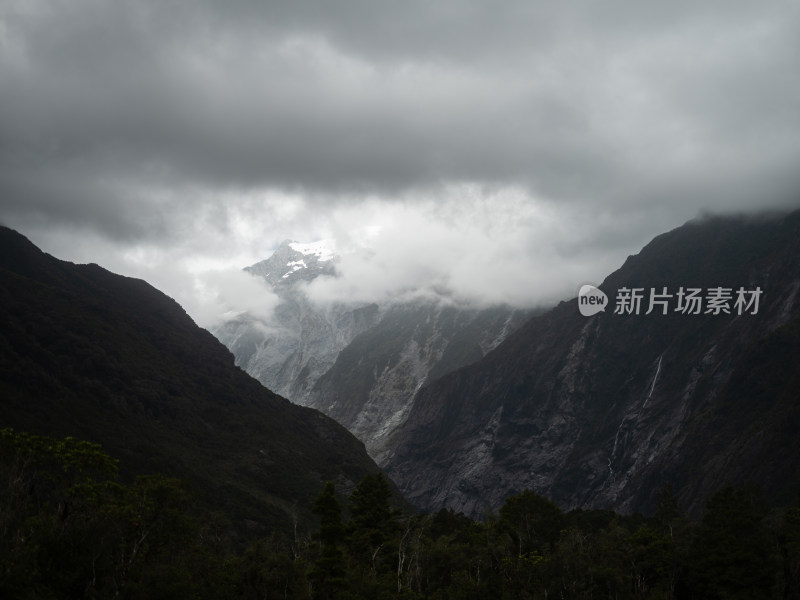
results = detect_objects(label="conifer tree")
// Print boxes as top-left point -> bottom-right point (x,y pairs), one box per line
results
685,484 -> 775,599
310,481 -> 347,599
343,472 -> 402,596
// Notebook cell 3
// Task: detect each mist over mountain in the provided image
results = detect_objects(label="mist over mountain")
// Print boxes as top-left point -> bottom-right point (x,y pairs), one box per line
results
213,239 -> 381,406
213,240 -> 532,460
0,226 -> 384,536
385,209 -> 800,518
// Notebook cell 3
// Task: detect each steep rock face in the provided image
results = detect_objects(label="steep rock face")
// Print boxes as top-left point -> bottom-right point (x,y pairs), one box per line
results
385,210 -> 800,518
213,240 -> 530,462
0,228 -> 384,536
308,302 -> 528,462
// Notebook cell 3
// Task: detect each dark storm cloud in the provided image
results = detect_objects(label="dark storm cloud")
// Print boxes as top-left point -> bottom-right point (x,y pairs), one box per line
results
1,0 -> 799,316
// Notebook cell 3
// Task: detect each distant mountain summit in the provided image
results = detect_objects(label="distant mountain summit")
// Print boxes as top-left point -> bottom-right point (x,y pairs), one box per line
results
213,239 -> 531,462
385,209 -> 800,518
246,239 -> 337,285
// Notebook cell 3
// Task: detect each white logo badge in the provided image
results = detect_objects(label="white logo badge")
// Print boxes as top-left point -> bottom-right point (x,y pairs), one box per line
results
578,285 -> 608,317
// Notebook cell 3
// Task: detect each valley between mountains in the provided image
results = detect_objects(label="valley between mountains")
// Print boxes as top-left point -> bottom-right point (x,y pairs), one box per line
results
216,210 -> 800,519
2,212 -> 800,598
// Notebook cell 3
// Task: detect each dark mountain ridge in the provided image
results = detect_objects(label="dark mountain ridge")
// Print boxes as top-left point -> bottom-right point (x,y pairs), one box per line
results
0,225 -> 384,536
386,209 -> 800,518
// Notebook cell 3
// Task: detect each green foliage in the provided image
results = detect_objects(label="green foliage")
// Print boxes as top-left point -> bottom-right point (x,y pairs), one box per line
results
237,535 -> 311,600
348,474 -> 399,543
314,482 -> 346,547
0,429 -> 238,599
311,482 -> 348,599
781,505 -> 800,598
347,473 -> 401,582
0,427 -> 119,481
3,428 -> 798,599
319,474 -> 405,598
684,484 -> 778,599
499,490 -> 563,556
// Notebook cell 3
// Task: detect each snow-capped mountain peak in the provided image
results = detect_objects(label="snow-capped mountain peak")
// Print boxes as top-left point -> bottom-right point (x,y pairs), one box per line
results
288,239 -> 336,262
245,238 -> 338,285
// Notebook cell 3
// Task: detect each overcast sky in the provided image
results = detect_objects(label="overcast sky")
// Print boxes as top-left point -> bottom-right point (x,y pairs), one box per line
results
2,0 -> 799,325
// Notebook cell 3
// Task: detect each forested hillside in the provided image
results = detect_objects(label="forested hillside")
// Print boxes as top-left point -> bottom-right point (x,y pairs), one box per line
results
2,428 -> 798,599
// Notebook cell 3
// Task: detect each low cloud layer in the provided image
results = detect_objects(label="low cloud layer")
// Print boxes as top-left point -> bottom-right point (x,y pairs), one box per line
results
1,1 -> 799,325
300,190 -> 617,309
